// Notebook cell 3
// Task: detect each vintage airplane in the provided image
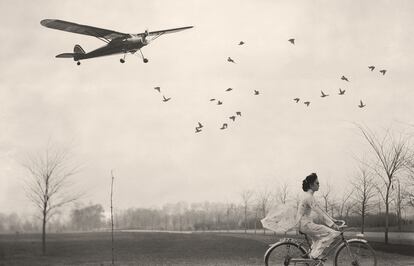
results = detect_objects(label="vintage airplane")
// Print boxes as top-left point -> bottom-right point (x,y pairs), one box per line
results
40,19 -> 193,65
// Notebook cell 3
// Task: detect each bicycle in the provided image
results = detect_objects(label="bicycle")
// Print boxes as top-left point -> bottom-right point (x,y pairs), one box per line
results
264,220 -> 377,266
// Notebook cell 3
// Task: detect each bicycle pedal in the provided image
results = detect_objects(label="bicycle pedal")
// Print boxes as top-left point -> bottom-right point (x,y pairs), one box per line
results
311,261 -> 324,266
309,258 -> 326,266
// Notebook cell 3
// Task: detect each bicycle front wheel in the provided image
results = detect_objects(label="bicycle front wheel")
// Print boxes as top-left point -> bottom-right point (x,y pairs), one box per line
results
334,240 -> 377,266
265,242 -> 307,266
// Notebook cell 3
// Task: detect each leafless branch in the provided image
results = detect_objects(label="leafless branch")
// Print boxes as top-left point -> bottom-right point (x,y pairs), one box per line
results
21,144 -> 82,254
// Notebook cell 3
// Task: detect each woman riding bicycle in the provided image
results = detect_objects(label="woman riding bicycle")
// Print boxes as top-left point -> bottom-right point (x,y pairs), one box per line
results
262,173 -> 341,260
297,173 -> 341,259
262,173 -> 377,266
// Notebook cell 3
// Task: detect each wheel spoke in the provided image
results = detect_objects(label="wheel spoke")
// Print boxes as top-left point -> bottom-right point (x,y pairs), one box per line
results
265,242 -> 306,266
335,241 -> 376,266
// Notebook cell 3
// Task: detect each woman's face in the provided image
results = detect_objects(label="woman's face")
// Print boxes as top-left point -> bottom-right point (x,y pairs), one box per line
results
310,178 -> 320,192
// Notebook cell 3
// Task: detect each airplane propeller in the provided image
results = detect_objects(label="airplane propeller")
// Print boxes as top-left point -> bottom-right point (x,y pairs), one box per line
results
142,29 -> 150,44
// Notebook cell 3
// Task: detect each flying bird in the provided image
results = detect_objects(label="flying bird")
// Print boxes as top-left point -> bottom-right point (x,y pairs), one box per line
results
358,100 -> 366,108
236,111 -> 242,116
227,57 -> 236,63
304,101 -> 310,106
320,90 -> 329,98
254,90 -> 260,95
154,86 -> 161,92
368,66 -> 375,71
288,38 -> 295,45
338,88 -> 345,95
379,69 -> 387,75
197,122 -> 203,128
341,75 -> 349,82
294,98 -> 300,103
226,88 -> 233,92
162,96 -> 171,102
220,123 -> 228,130
229,116 -> 236,121
238,41 -> 245,45
210,98 -> 216,101
217,100 -> 223,105
195,127 -> 202,133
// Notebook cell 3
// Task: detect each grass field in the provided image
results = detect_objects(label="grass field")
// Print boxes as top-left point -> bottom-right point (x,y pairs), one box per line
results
0,232 -> 413,266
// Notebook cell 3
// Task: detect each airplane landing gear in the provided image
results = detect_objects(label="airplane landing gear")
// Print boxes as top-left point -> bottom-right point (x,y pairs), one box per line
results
120,53 -> 126,64
77,61 -> 81,66
139,50 -> 149,64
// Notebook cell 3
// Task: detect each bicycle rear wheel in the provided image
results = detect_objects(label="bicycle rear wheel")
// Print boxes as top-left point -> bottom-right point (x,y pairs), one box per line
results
334,240 -> 377,266
265,242 -> 307,266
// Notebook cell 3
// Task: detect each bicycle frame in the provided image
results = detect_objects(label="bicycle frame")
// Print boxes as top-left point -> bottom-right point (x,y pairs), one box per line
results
264,237 -> 308,260
264,218 -> 376,266
264,232 -> 372,265
289,231 -> 348,263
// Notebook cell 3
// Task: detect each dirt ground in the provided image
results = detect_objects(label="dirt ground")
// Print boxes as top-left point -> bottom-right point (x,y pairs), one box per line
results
0,231 -> 412,265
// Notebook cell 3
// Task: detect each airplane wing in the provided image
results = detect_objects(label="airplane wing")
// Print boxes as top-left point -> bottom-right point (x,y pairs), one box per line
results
147,26 -> 194,36
133,26 -> 194,39
40,19 -> 130,41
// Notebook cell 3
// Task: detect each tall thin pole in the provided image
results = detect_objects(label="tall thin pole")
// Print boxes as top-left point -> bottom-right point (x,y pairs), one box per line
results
110,170 -> 115,266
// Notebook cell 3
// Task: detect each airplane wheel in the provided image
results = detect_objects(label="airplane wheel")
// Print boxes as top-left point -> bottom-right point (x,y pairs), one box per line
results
143,58 -> 149,63
76,61 -> 81,66
120,58 -> 125,63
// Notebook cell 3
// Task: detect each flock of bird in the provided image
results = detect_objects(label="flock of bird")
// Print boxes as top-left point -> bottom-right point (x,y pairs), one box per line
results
153,40 -> 262,134
153,37 -> 388,134
198,93 -> 248,133
153,81 -> 253,133
292,68 -> 387,109
287,39 -> 387,110
194,110 -> 243,133
195,41 -> 266,133
153,86 -> 171,102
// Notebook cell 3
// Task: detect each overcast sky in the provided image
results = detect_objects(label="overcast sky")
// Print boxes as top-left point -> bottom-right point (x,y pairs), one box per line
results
1,0 -> 414,215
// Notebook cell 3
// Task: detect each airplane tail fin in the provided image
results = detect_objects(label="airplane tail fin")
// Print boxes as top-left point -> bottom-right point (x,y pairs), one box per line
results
55,45 -> 86,59
74,44 -> 85,54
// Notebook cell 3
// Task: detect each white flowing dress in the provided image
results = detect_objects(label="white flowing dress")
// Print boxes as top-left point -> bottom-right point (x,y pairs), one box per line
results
261,190 -> 340,258
296,190 -> 340,258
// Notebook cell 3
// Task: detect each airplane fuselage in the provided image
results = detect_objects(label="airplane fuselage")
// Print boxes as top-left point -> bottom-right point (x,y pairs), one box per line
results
75,35 -> 147,61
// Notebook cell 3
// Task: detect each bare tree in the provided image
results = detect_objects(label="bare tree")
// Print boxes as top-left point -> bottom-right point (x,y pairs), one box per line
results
22,145 -> 82,255
375,195 -> 383,214
394,179 -> 410,232
405,160 -> 414,207
240,190 -> 254,233
357,125 -> 413,243
351,166 -> 376,233
343,202 -> 354,220
253,202 -> 259,234
225,202 -> 235,232
319,182 -> 332,213
407,179 -> 414,207
337,189 -> 353,219
275,182 -> 289,204
110,170 -> 115,266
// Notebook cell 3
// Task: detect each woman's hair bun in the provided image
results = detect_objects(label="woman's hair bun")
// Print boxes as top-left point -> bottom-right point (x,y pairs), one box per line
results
302,173 -> 318,191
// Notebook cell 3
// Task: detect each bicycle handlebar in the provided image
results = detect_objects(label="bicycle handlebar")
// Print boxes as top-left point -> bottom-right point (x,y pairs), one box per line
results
336,220 -> 346,227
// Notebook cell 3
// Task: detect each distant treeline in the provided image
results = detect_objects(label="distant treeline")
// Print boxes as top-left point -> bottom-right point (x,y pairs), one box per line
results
0,201 -> 412,234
